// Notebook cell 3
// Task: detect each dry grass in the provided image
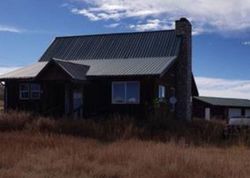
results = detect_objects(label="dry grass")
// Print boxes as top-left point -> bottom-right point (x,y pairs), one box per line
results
1,111 -> 250,177
0,131 -> 250,178
0,111 -> 227,145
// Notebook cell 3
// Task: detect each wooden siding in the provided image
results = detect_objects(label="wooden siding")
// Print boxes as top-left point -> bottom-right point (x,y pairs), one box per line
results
84,76 -> 157,117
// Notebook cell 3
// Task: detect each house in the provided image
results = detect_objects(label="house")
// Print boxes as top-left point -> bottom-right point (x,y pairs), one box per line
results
0,18 -> 198,120
193,96 -> 250,120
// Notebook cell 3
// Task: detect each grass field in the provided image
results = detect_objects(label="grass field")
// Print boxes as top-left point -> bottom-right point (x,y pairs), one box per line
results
0,112 -> 249,178
0,131 -> 250,178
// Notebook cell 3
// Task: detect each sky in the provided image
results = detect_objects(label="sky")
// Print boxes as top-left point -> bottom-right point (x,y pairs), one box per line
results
0,0 -> 250,98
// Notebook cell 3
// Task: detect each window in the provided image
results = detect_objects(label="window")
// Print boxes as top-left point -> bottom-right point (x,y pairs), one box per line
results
19,83 -> 41,100
112,81 -> 140,104
158,85 -> 166,99
19,84 -> 29,100
30,84 -> 41,99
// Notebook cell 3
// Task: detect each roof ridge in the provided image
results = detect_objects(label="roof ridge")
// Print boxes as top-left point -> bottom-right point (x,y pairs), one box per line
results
55,56 -> 176,62
55,29 -> 176,39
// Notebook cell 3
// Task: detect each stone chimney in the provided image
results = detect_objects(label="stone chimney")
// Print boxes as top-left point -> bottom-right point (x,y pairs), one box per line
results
175,18 -> 192,121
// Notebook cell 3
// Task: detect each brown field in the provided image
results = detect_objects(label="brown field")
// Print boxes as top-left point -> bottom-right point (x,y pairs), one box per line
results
0,112 -> 250,178
0,131 -> 250,178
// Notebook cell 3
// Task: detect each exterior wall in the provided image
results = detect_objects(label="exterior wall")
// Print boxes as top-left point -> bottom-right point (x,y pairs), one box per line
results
84,76 -> 157,118
175,18 -> 192,121
156,63 -> 177,117
4,76 -> 160,118
192,98 -> 250,120
5,80 -> 68,116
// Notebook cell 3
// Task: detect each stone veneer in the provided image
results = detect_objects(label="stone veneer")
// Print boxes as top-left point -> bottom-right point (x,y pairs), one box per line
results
175,18 -> 192,121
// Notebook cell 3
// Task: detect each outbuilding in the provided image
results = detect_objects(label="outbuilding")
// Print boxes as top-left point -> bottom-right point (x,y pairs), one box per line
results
193,96 -> 250,120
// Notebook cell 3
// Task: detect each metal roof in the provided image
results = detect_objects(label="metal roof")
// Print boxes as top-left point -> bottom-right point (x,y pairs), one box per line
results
53,59 -> 89,80
194,96 -> 250,108
70,57 -> 176,76
0,57 -> 176,80
0,62 -> 47,80
39,30 -> 181,61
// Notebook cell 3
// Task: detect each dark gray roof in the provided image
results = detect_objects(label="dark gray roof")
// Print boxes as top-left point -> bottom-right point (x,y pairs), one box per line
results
0,62 -> 47,80
53,59 -> 89,80
0,56 -> 176,80
70,57 -> 176,76
194,96 -> 250,108
39,30 -> 181,61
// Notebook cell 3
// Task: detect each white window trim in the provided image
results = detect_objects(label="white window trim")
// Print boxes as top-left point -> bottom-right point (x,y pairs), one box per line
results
112,81 -> 140,104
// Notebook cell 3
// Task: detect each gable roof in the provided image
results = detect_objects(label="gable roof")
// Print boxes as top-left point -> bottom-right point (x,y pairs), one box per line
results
194,96 -> 250,108
37,59 -> 90,81
0,57 -> 176,80
39,30 -> 181,61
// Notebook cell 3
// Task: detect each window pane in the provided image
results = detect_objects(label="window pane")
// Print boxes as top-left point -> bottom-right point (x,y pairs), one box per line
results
21,92 -> 29,99
30,84 -> 41,99
31,92 -> 40,99
159,85 -> 165,98
31,84 -> 40,91
126,82 -> 139,103
20,84 -> 29,99
112,83 -> 125,103
20,84 -> 29,91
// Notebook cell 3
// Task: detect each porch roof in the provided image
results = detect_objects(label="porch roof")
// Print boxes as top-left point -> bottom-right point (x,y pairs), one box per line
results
0,56 -> 176,80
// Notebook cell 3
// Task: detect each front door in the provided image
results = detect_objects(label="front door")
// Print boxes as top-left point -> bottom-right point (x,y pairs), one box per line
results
73,89 -> 83,118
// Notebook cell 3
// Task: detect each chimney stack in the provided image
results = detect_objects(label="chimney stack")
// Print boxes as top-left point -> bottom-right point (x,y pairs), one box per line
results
175,18 -> 192,121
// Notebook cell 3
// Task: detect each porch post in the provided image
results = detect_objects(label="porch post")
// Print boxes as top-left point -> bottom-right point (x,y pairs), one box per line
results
3,84 -> 7,111
64,83 -> 70,115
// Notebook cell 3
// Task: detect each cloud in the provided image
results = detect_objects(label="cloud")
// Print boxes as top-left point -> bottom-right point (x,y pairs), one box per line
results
105,23 -> 120,28
242,41 -> 250,45
129,19 -> 174,31
195,76 -> 250,99
0,25 -> 23,33
0,67 -> 20,75
68,0 -> 250,35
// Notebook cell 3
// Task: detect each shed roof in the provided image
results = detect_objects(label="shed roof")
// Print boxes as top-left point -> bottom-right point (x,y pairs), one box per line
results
0,57 -> 176,80
194,96 -> 250,108
39,30 -> 181,61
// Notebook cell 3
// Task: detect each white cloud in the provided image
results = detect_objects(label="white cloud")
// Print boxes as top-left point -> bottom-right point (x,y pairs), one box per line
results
0,67 -> 20,75
195,76 -> 250,99
242,41 -> 250,45
0,25 -> 23,33
68,0 -> 250,34
105,23 -> 120,28
129,19 -> 174,31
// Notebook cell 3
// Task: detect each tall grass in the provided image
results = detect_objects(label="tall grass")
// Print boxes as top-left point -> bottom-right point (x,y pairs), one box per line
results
0,111 -> 229,145
0,132 -> 250,178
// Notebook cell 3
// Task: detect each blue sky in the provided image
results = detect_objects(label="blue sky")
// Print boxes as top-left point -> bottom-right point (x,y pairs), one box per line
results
1,0 -> 250,98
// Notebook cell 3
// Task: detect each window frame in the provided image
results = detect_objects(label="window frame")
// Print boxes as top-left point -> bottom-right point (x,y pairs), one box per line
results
19,83 -> 30,100
30,83 -> 41,100
158,85 -> 166,99
112,81 -> 140,104
19,83 -> 41,100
